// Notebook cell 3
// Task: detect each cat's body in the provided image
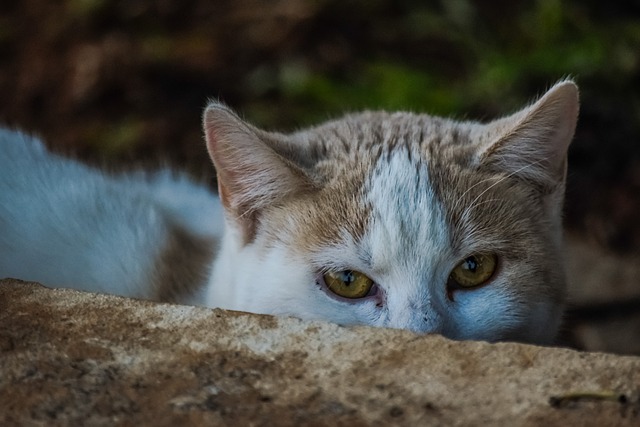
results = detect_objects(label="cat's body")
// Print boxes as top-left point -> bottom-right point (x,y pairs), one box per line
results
0,81 -> 579,344
0,129 -> 222,304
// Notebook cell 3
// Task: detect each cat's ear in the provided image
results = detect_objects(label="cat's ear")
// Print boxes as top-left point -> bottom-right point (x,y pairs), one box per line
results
478,80 -> 579,190
203,101 -> 312,238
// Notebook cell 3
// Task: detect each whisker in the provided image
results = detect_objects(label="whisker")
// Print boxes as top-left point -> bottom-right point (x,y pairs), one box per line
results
452,175 -> 500,213
461,199 -> 501,221
458,159 -> 545,223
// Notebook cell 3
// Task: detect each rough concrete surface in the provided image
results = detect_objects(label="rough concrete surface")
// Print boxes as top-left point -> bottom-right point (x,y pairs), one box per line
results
1,279 -> 639,426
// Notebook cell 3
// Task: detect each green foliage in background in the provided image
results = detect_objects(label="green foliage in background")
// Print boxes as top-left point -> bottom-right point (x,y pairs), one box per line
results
3,0 -> 639,187
243,0 -> 639,132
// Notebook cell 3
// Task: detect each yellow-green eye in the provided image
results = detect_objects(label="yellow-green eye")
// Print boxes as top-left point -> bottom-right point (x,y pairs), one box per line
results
449,253 -> 498,288
323,270 -> 374,299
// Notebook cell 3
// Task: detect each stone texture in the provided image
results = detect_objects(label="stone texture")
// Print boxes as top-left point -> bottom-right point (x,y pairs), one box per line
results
1,279 -> 639,426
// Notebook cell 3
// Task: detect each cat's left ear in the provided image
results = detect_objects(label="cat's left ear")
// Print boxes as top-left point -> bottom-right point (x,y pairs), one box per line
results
203,101 -> 313,240
479,80 -> 579,190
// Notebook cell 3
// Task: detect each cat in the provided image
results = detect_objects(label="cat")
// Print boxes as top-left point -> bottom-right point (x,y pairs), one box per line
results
0,80 -> 579,344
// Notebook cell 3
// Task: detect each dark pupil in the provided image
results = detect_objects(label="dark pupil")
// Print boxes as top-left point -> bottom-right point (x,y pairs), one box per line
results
464,257 -> 478,273
341,270 -> 355,286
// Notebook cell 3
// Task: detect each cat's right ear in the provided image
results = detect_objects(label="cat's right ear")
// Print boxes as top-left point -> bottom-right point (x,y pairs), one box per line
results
203,101 -> 312,239
478,80 -> 579,191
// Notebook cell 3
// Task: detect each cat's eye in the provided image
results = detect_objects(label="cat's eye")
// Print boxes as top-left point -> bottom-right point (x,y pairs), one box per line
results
323,270 -> 374,299
449,253 -> 497,288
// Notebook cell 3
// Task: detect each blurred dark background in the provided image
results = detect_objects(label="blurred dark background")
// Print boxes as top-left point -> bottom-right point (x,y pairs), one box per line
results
1,0 -> 639,353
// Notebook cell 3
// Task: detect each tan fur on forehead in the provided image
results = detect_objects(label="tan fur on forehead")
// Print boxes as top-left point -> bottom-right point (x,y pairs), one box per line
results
259,168 -> 371,256
288,110 -> 478,176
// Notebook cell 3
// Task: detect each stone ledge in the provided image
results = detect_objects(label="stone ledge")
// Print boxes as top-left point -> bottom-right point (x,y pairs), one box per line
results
1,279 -> 639,426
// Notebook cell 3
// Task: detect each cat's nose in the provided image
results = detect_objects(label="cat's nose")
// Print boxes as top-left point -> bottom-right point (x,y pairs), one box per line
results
386,310 -> 442,334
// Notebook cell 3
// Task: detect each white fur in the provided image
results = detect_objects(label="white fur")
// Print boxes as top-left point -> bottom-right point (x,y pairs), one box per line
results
121,170 -> 223,240
361,149 -> 451,333
0,129 -> 221,298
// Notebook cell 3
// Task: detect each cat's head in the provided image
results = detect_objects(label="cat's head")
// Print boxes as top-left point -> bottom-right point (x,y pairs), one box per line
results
203,81 -> 579,344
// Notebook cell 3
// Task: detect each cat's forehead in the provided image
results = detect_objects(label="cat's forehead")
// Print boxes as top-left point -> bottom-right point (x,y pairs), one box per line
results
305,111 -> 478,152
363,148 -> 450,272
291,111 -> 484,177
286,110 -> 546,259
